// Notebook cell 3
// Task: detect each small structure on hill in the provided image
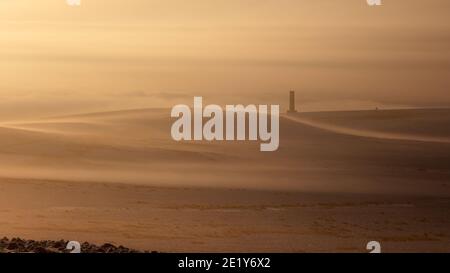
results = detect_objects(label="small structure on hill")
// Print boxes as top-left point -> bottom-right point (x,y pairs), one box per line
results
288,90 -> 297,113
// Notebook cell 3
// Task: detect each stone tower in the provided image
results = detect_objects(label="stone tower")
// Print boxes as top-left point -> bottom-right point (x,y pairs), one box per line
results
288,90 -> 297,113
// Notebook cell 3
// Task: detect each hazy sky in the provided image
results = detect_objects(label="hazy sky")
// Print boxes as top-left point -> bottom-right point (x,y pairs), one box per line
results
0,0 -> 449,119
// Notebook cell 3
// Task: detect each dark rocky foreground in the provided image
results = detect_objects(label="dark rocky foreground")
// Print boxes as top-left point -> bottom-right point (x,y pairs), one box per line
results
0,237 -> 154,253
